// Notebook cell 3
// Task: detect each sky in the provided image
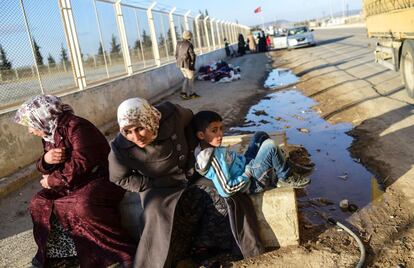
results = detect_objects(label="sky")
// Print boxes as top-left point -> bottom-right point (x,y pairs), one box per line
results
156,0 -> 363,25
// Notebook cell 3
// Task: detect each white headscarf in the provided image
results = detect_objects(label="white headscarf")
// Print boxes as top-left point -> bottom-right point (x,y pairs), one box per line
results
14,95 -> 74,143
117,98 -> 162,138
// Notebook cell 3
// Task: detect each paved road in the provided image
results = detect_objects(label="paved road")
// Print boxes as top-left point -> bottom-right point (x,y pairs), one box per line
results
311,27 -> 413,105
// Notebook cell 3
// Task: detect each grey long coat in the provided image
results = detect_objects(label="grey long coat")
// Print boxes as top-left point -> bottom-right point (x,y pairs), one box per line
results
109,102 -> 263,268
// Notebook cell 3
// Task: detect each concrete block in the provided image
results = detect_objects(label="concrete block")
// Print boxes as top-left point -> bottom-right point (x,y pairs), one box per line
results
249,187 -> 300,248
223,133 -> 300,248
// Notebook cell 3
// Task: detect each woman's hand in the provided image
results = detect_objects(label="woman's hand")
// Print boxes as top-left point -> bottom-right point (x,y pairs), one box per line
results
40,175 -> 51,189
44,148 -> 66,164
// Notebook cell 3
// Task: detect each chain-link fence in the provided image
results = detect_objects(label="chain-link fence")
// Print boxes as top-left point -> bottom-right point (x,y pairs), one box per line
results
0,0 -> 250,111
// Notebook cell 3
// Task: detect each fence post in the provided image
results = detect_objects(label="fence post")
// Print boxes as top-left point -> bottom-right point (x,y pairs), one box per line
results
195,14 -> 202,54
224,22 -> 229,43
169,7 -> 177,54
203,16 -> 211,51
147,2 -> 161,66
58,0 -> 87,90
210,18 -> 216,50
232,23 -> 237,43
216,19 -> 222,48
184,10 -> 191,31
115,0 -> 133,75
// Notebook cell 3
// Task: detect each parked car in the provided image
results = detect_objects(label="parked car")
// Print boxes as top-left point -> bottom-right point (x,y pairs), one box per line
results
273,32 -> 288,50
286,26 -> 316,49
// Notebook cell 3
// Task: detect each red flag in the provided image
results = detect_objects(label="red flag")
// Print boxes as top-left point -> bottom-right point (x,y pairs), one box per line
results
254,6 -> 262,13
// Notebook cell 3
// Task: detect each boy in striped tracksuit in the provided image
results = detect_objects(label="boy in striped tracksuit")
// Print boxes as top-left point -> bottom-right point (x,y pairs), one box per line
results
192,111 -> 310,198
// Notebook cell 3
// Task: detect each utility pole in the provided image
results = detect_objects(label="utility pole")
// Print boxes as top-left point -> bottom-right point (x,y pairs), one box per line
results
342,0 -> 346,18
330,0 -> 334,20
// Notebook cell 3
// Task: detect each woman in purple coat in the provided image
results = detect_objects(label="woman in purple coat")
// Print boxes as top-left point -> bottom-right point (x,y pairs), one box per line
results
14,95 -> 136,267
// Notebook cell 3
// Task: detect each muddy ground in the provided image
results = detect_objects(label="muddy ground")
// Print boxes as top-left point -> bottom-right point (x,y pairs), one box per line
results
246,28 -> 414,267
2,27 -> 414,267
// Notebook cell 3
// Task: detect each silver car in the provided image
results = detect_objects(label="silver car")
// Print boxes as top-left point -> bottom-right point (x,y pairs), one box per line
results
287,26 -> 316,49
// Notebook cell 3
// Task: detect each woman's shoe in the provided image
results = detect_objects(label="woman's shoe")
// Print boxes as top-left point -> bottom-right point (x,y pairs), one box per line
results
189,93 -> 200,99
180,93 -> 190,100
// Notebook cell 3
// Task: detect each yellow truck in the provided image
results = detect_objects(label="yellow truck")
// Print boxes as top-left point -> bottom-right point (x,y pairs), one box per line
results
364,0 -> 414,98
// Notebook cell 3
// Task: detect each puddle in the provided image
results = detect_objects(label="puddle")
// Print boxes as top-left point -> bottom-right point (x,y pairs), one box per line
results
264,68 -> 299,89
230,89 -> 383,223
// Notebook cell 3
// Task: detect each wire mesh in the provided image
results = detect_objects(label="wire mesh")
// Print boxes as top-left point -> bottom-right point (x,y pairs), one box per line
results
173,15 -> 184,41
95,0 -> 127,78
121,5 -> 156,72
153,11 -> 173,64
189,18 -> 201,54
0,0 -> 76,109
0,0 -> 249,111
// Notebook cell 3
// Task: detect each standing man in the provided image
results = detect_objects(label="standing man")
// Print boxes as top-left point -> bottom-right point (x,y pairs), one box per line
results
176,30 -> 200,100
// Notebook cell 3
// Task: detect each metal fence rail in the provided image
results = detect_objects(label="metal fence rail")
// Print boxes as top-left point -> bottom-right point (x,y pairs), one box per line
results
0,0 -> 250,111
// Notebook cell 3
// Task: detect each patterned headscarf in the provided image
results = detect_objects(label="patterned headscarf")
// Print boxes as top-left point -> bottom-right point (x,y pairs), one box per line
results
117,98 -> 162,138
14,95 -> 74,143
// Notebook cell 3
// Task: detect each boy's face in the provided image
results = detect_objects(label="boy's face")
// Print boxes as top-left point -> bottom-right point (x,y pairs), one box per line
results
197,121 -> 224,147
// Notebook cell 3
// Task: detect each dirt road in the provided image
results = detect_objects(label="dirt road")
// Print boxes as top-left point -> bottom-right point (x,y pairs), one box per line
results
267,27 -> 414,267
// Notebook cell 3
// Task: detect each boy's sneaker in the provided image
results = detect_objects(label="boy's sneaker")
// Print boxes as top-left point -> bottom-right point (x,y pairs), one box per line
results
190,93 -> 201,99
180,93 -> 190,100
277,173 -> 311,188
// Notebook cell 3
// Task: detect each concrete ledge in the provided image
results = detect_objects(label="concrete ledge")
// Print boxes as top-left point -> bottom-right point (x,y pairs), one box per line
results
0,163 -> 39,199
250,187 -> 299,248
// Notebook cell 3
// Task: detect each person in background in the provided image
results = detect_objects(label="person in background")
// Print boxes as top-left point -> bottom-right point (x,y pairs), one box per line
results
237,34 -> 246,56
224,38 -> 231,57
175,30 -> 200,100
247,34 -> 257,53
266,34 -> 272,50
258,31 -> 267,52
14,95 -> 136,268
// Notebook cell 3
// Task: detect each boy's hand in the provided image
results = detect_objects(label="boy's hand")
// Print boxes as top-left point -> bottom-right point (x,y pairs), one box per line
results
44,148 -> 66,164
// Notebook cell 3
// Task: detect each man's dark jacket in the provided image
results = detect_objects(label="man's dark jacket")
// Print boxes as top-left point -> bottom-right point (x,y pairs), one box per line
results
175,40 -> 196,71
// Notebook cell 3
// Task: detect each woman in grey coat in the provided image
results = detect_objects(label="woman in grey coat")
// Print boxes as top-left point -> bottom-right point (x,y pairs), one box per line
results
109,98 -> 263,267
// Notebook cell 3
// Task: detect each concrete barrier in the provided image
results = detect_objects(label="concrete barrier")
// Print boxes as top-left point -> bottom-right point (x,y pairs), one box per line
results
0,45 -> 236,184
250,187 -> 300,248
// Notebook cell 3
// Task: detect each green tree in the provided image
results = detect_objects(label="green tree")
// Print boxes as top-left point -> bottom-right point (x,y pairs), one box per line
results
205,9 -> 209,17
97,42 -> 104,56
166,29 -> 174,53
60,44 -> 68,63
142,30 -> 152,48
33,39 -> 43,66
110,34 -> 121,54
158,34 -> 165,47
0,44 -> 12,70
47,53 -> 56,66
134,39 -> 141,50
198,10 -> 205,19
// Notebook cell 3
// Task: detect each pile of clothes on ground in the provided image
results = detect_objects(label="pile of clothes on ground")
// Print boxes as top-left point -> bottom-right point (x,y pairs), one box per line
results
197,60 -> 241,83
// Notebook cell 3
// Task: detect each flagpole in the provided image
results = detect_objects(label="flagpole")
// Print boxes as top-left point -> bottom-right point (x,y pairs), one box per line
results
261,13 -> 265,30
